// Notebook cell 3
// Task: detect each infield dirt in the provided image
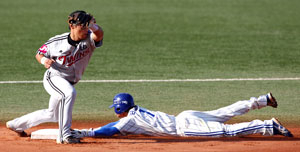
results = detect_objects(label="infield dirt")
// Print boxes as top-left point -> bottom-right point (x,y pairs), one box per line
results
1,122 -> 299,152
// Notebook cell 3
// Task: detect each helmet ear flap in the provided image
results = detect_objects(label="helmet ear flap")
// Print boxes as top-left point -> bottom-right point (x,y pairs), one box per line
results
110,93 -> 135,114
116,106 -> 121,113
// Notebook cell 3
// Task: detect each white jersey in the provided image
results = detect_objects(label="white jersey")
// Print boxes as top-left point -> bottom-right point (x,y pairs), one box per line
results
112,95 -> 274,137
37,31 -> 102,84
113,106 -> 178,136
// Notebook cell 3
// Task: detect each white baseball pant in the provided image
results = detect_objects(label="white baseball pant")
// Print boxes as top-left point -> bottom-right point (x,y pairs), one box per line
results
176,95 -> 273,137
7,70 -> 76,143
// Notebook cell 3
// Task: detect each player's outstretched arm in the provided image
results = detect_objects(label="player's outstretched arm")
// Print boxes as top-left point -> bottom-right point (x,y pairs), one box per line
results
94,125 -> 120,136
35,53 -> 55,69
71,121 -> 120,138
92,121 -> 120,136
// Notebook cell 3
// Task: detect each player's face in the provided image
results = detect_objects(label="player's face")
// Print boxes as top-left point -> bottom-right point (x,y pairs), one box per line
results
71,24 -> 89,40
116,112 -> 128,118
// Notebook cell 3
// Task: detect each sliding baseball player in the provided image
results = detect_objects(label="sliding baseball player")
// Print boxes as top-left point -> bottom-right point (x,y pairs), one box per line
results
71,92 -> 293,138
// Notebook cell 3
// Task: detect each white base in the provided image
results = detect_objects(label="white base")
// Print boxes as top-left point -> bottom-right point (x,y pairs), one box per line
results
31,129 -> 58,140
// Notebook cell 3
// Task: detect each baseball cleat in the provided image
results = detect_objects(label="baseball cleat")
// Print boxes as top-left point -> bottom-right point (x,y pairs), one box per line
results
6,121 -> 28,137
266,93 -> 278,108
63,136 -> 81,144
272,118 -> 293,137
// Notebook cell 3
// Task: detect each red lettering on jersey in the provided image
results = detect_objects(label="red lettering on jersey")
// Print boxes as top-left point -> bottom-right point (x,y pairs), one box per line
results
38,44 -> 48,54
58,56 -> 66,65
58,50 -> 90,66
67,55 -> 76,64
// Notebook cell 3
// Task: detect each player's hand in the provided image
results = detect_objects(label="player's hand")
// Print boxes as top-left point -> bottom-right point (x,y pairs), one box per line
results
44,58 -> 55,69
71,128 -> 93,138
88,18 -> 97,31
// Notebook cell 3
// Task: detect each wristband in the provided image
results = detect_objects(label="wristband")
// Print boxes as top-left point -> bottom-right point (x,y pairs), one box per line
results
89,24 -> 99,32
41,57 -> 47,65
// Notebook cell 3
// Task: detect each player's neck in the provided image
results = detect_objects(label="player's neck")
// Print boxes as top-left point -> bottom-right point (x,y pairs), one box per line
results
68,34 -> 80,46
70,31 -> 82,41
116,112 -> 129,118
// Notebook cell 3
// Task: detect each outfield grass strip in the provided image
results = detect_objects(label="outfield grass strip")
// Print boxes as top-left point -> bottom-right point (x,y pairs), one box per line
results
1,77 -> 300,84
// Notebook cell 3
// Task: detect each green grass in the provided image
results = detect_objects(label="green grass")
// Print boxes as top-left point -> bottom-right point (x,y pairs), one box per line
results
1,81 -> 300,124
0,0 -> 300,125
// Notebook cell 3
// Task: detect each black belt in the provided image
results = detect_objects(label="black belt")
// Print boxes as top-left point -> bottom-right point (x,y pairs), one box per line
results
68,81 -> 77,85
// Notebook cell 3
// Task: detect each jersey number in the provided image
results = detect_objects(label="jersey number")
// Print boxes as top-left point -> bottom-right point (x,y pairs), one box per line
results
139,109 -> 155,117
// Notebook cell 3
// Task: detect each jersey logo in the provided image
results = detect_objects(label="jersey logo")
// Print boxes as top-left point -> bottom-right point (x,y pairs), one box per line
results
113,98 -> 129,105
129,111 -> 136,115
79,44 -> 87,51
38,44 -> 48,54
58,49 -> 90,66
139,109 -> 155,117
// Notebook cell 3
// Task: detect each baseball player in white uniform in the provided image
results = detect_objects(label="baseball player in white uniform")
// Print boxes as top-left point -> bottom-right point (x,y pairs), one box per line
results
71,93 -> 293,138
6,10 -> 103,144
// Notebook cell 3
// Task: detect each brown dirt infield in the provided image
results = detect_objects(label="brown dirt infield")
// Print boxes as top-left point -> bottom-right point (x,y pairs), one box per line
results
1,122 -> 300,152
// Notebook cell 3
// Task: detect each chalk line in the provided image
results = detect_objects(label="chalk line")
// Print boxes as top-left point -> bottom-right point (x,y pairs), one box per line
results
1,77 -> 300,84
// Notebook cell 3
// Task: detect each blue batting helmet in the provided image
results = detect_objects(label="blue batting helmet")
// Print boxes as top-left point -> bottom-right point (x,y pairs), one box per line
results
109,93 -> 135,114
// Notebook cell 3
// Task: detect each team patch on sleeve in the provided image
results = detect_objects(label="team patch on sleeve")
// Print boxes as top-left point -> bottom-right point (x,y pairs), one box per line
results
38,44 -> 48,54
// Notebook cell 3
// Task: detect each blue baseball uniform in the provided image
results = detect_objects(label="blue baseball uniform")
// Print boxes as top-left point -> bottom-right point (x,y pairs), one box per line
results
76,94 -> 275,137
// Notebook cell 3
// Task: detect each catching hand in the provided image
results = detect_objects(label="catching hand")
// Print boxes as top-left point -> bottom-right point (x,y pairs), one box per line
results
44,58 -> 55,69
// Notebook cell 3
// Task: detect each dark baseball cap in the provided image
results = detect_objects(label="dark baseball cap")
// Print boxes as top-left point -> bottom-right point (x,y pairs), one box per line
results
68,10 -> 93,26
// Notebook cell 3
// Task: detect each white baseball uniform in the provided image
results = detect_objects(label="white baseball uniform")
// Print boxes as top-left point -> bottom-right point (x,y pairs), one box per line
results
92,94 -> 273,137
7,31 -> 102,142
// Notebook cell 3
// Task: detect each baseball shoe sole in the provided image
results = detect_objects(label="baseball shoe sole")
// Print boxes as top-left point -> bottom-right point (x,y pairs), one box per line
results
272,118 -> 293,137
6,122 -> 28,137
266,93 -> 278,108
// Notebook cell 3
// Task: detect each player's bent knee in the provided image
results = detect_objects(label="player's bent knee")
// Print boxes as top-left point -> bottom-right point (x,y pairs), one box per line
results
64,89 -> 77,98
44,109 -> 58,122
